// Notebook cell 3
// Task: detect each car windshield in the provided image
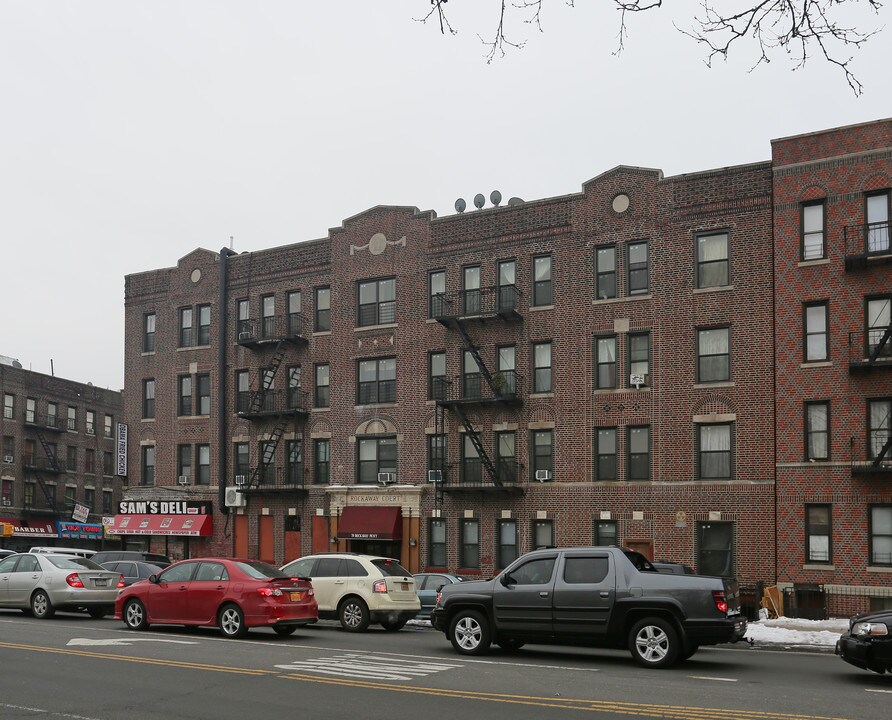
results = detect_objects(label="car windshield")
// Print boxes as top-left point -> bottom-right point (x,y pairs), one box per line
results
372,558 -> 411,577
46,556 -> 105,570
235,561 -> 289,579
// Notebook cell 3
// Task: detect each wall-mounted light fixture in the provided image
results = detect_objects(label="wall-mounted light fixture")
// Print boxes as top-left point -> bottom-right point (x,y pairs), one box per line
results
329,536 -> 338,544
409,538 -> 417,547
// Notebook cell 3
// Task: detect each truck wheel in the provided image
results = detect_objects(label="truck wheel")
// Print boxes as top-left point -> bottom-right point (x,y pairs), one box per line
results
629,617 -> 680,668
449,610 -> 491,656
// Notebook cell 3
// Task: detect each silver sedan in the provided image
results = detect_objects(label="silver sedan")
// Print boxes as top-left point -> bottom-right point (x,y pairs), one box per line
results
0,552 -> 123,618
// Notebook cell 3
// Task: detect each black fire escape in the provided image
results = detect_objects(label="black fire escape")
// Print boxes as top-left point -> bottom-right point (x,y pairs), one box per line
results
22,411 -> 64,514
432,284 -> 526,501
235,311 -> 309,494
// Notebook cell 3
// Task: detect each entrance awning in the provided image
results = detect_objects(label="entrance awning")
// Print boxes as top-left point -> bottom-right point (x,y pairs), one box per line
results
109,514 -> 213,537
337,506 -> 402,540
0,517 -> 58,539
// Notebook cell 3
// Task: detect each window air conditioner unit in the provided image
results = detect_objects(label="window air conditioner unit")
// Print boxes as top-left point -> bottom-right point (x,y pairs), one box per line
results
3,455 -> 13,464
224,486 -> 247,508
234,474 -> 246,486
630,373 -> 649,388
238,331 -> 252,341
377,472 -> 396,485
427,469 -> 442,483
535,470 -> 553,482
1,498 -> 11,506
178,475 -> 190,486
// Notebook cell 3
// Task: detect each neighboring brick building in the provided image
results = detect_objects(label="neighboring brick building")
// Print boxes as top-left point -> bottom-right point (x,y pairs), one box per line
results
0,357 -> 123,552
772,118 -> 892,614
121,156 -> 777,584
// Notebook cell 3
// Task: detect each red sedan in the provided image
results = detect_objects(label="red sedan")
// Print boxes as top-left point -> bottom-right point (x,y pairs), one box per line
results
114,557 -> 317,638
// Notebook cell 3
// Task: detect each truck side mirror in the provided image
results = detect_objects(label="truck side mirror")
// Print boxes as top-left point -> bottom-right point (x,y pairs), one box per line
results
500,573 -> 513,587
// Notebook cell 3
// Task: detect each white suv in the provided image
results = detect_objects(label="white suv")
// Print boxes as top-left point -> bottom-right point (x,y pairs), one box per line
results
281,553 -> 419,632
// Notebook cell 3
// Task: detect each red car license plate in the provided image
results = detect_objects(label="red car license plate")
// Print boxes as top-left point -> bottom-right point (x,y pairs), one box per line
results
289,592 -> 303,601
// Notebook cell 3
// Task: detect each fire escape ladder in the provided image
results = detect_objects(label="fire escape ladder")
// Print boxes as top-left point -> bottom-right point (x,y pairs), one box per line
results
869,321 -> 892,364
247,417 -> 289,488
32,471 -> 59,512
453,320 -> 496,388
250,341 -> 287,413
452,404 -> 500,486
35,428 -> 62,473
874,433 -> 892,468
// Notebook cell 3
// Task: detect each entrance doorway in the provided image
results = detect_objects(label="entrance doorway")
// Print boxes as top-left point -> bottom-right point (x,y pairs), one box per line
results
350,539 -> 402,563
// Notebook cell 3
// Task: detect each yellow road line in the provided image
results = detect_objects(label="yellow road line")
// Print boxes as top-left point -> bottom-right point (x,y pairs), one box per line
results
0,641 -> 852,720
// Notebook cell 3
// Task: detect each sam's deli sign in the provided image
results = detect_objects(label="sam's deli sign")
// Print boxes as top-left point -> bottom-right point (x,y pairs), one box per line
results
118,501 -> 212,515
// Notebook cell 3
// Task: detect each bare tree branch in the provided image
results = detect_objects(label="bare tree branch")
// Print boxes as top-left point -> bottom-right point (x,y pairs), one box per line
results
418,1 -> 885,96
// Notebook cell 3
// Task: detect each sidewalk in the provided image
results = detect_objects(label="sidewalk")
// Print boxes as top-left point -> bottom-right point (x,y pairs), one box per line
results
744,617 -> 849,652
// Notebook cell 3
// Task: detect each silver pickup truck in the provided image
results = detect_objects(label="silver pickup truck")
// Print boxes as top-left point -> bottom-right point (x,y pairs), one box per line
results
430,546 -> 747,668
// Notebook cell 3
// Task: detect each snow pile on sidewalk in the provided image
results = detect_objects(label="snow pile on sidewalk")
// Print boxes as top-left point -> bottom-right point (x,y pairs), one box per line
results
745,617 -> 849,648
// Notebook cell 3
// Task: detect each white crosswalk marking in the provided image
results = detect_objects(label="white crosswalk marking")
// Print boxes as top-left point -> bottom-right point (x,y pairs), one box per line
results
275,653 -> 462,681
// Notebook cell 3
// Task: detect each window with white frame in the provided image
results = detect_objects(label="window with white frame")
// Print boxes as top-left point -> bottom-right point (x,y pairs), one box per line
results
869,505 -> 892,566
801,201 -> 825,260
806,504 -> 831,563
804,302 -> 829,362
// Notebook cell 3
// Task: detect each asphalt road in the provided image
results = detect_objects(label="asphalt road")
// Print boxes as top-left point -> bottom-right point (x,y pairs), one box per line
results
1,611 -> 889,720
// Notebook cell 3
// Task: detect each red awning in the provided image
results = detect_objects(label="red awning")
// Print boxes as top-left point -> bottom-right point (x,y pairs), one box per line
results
0,517 -> 58,538
109,514 -> 213,537
337,506 -> 402,540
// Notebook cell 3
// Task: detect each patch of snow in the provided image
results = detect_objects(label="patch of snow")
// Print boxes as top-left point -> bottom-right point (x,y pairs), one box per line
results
745,617 -> 849,647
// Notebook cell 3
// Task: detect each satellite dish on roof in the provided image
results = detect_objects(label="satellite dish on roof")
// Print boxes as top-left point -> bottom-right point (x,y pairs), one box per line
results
508,197 -> 524,207
490,190 -> 502,207
454,198 -> 466,213
473,193 -> 485,209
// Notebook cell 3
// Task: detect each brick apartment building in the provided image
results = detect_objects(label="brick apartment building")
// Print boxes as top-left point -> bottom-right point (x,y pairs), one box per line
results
120,153 -> 778,583
0,357 -> 123,552
772,119 -> 892,612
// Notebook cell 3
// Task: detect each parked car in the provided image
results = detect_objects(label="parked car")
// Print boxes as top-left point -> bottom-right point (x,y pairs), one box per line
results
28,546 -> 95,558
0,549 -> 16,559
835,609 -> 892,674
91,550 -> 171,568
100,560 -> 163,586
280,553 -> 420,632
115,557 -> 317,638
413,572 -> 464,620
0,552 -> 123,618
431,546 -> 747,668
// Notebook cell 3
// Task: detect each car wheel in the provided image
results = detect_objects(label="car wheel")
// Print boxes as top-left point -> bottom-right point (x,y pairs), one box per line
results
31,590 -> 55,619
496,637 -> 525,652
88,607 -> 109,619
629,617 -> 680,669
218,603 -> 247,639
273,626 -> 298,636
338,597 -> 370,632
380,618 -> 408,632
123,599 -> 149,630
449,610 -> 491,656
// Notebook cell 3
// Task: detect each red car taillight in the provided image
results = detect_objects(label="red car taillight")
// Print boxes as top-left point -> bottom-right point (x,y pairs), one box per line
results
372,579 -> 387,593
257,587 -> 284,597
66,573 -> 84,588
712,591 -> 728,614
117,574 -> 126,589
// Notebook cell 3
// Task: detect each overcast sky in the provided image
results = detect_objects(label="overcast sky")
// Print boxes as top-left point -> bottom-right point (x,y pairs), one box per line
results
2,2 -> 891,391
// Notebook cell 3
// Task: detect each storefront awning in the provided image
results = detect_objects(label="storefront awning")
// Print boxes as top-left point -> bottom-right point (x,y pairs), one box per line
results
109,514 -> 213,537
337,506 -> 402,540
0,517 -> 58,539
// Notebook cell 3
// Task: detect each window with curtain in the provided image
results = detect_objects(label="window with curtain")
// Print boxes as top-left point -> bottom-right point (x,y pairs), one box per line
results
869,506 -> 892,566
866,191 -> 890,253
697,231 -> 729,287
596,336 -> 616,389
627,241 -> 648,295
460,519 -> 480,568
867,297 -> 891,359
868,399 -> 891,461
804,302 -> 828,362
698,423 -> 733,479
801,201 -> 825,260
596,428 -> 617,481
805,402 -> 830,461
806,505 -> 831,563
533,341 -> 552,393
357,436 -> 397,483
532,255 -> 552,306
463,265 -> 481,315
497,520 -> 518,569
429,518 -> 446,566
628,426 -> 650,480
596,246 -> 616,299
628,333 -> 650,384
498,260 -> 517,312
697,327 -> 730,382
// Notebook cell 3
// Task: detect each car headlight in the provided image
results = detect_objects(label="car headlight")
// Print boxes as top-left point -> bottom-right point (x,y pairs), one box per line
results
852,621 -> 889,637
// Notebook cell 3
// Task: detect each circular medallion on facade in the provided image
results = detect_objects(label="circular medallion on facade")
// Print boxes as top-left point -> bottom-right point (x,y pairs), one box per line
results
368,233 -> 388,255
611,193 -> 630,213
191,269 -> 202,283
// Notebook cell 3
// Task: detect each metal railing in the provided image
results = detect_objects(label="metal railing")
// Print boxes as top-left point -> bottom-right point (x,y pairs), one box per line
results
848,329 -> 892,369
437,371 -> 523,404
242,465 -> 306,492
844,221 -> 891,264
430,285 -> 522,320
236,389 -> 309,417
236,313 -> 306,344
783,583 -> 892,620
23,413 -> 64,431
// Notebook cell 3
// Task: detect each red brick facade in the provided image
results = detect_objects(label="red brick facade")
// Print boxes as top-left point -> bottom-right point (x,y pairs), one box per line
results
119,116 -> 890,594
772,118 -> 892,601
